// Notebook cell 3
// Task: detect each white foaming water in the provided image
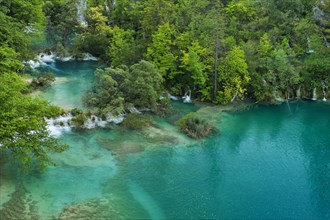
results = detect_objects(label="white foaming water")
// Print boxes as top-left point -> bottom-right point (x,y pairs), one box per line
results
77,0 -> 87,27
24,25 -> 36,33
58,56 -> 74,62
46,113 -> 125,137
106,113 -> 125,124
182,90 -> 192,103
38,52 -> 56,63
84,114 -> 124,129
46,114 -> 73,137
296,86 -> 301,98
168,94 -> 179,101
25,52 -> 56,69
129,107 -> 142,114
312,87 -> 317,101
26,52 -> 99,69
25,59 -> 41,69
82,53 -> 99,61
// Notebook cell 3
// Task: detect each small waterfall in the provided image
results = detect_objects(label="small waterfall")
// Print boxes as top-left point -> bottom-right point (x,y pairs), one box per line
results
25,52 -> 99,69
306,37 -> 314,54
82,53 -> 99,61
46,114 -> 73,137
77,0 -> 87,27
312,87 -> 317,101
321,80 -> 328,101
168,93 -> 179,101
182,90 -> 192,103
296,86 -> 301,99
105,5 -> 110,13
313,6 -> 324,20
322,91 -> 327,101
231,91 -> 238,102
46,113 -> 124,137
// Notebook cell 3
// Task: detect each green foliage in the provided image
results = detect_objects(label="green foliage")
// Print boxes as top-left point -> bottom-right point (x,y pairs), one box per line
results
71,112 -> 87,129
71,108 -> 84,116
147,23 -> 178,78
216,46 -> 250,104
29,72 -> 56,90
0,44 -> 22,73
0,73 -> 67,172
122,114 -> 152,130
73,6 -> 111,59
43,0 -> 80,48
69,0 -> 330,102
177,113 -> 214,139
108,26 -> 140,67
0,0 -> 45,59
85,60 -> 164,115
181,42 -> 208,94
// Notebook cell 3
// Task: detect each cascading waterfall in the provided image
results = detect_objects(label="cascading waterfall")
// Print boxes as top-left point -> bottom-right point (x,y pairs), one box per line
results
46,113 -> 125,137
322,91 -> 327,101
25,52 -> 98,69
321,80 -> 328,101
306,37 -> 314,54
312,87 -> 317,101
296,86 -> 301,99
77,0 -> 87,27
182,90 -> 192,103
105,5 -> 110,13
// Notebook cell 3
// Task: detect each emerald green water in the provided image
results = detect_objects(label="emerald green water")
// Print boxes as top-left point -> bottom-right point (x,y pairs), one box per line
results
37,61 -> 99,109
1,61 -> 329,219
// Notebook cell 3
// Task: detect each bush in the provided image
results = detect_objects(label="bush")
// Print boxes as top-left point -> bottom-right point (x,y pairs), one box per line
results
122,113 -> 152,130
71,108 -> 84,116
29,72 -> 56,90
177,113 -> 214,139
70,108 -> 86,128
71,113 -> 86,128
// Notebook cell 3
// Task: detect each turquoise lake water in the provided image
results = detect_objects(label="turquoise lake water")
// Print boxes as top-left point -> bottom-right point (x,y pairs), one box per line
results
0,61 -> 329,219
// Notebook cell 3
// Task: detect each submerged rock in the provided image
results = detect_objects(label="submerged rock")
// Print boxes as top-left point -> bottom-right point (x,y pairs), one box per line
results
0,186 -> 40,220
97,138 -> 145,156
59,199 -> 112,220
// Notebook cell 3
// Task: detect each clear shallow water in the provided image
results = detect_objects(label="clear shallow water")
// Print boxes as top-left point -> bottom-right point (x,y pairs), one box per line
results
1,61 -> 329,219
37,61 -> 99,109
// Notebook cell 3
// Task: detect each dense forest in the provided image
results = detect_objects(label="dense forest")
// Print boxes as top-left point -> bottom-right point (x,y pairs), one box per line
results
0,0 -> 330,170
47,0 -> 330,104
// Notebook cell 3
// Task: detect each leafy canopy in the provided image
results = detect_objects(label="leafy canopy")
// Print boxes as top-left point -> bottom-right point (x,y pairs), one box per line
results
0,73 -> 67,172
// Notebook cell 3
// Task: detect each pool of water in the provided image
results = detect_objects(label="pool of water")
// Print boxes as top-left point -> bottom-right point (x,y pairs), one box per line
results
37,61 -> 99,109
0,61 -> 329,219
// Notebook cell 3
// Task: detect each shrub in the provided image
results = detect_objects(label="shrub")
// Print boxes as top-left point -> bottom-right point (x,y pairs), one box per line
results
71,113 -> 86,128
70,108 -> 86,128
177,113 -> 214,139
71,108 -> 84,116
30,72 -> 56,89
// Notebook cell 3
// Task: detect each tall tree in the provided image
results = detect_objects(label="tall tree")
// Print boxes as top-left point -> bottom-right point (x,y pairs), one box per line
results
0,73 -> 67,171
216,46 -> 250,104
146,22 -> 178,79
